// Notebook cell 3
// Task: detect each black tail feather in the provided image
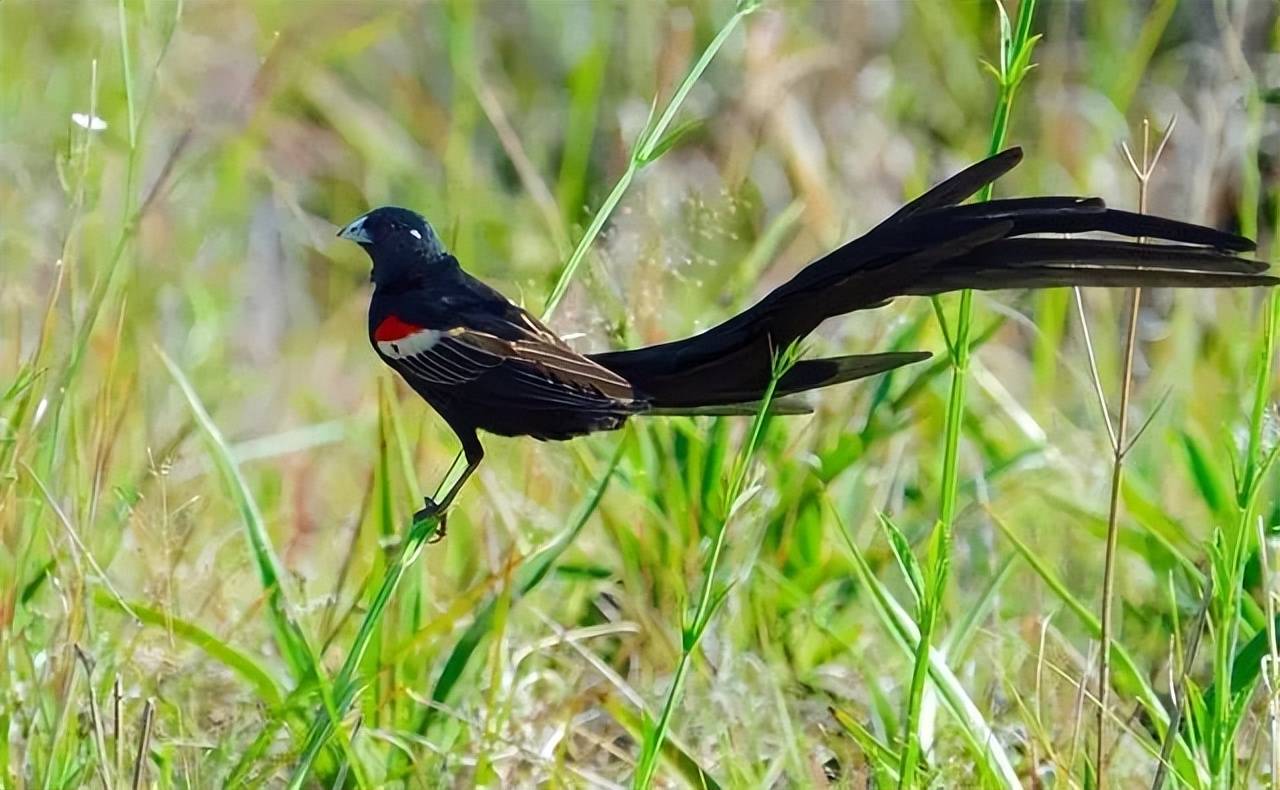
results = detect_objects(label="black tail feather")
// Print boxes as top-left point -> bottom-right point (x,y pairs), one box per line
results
779,351 -> 933,395
900,238 -> 1272,294
925,197 -> 1255,251
622,351 -> 932,409
887,147 -> 1024,220
645,395 -> 815,417
595,148 -> 1273,410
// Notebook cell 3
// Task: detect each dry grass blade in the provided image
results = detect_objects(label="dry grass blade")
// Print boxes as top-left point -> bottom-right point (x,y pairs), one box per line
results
113,678 -> 124,785
1094,115 -> 1175,785
131,699 -> 154,790
75,645 -> 113,790
156,347 -> 314,680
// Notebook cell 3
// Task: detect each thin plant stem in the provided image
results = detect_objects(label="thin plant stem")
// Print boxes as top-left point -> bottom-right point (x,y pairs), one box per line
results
1096,115 -> 1174,785
1095,287 -> 1138,781
1203,16 -> 1275,780
130,700 -> 154,790
632,343 -> 800,789
1257,517 -> 1279,790
1072,291 -> 1117,450
542,0 -> 761,320
1153,17 -> 1274,786
1151,577 -> 1209,790
903,2 -> 1038,785
1236,77 -> 1272,504
287,521 -> 435,788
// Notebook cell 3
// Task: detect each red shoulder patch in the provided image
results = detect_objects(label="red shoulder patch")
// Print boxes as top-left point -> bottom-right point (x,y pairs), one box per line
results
374,315 -> 425,342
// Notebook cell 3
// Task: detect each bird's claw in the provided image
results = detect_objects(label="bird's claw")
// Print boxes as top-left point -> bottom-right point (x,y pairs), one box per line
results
415,497 -> 449,543
426,520 -> 447,543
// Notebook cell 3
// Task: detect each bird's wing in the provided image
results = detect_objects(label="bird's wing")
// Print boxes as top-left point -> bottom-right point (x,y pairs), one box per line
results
376,326 -> 504,386
375,315 -> 639,410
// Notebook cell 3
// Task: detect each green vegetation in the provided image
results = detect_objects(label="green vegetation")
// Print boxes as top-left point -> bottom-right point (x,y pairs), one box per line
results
2,0 -> 1277,787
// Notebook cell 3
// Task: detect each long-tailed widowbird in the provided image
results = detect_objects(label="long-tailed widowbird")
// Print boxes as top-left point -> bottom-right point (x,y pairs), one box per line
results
338,147 -> 1274,524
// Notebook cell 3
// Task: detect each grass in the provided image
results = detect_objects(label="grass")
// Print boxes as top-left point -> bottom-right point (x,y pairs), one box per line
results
904,3 -> 1039,786
3,0 -> 1279,787
634,341 -> 798,788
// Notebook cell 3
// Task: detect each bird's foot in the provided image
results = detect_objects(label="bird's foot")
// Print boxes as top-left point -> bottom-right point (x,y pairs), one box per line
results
427,520 -> 447,543
414,497 -> 449,543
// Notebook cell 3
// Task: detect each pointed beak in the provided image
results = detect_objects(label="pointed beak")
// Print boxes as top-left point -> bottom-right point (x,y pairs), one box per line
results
337,215 -> 372,244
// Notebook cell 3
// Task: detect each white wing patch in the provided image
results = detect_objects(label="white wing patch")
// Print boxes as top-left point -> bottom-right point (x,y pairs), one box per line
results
379,328 -> 506,386
377,329 -> 442,359
378,322 -> 634,401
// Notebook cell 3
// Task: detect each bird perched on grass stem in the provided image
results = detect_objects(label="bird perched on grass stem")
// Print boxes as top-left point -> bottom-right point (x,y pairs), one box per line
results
338,147 -> 1273,525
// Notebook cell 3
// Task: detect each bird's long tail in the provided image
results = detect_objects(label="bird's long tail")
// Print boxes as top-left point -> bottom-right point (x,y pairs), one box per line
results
591,147 -> 1274,410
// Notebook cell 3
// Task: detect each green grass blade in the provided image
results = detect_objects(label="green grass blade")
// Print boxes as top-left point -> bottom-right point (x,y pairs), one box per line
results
541,0 -> 758,318
634,344 -> 798,789
94,591 -> 284,709
607,700 -> 721,790
906,2 -> 1038,784
838,506 -> 1020,788
831,705 -> 901,785
157,348 -> 314,681
286,514 -> 439,788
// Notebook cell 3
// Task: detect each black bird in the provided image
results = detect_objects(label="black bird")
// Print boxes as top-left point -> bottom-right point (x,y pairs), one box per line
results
338,147 -> 1273,523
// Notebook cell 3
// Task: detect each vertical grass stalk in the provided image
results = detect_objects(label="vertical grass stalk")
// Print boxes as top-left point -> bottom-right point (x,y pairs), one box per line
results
1201,67 -> 1278,785
1256,516 -> 1279,790
1145,15 -> 1272,790
633,343 -> 800,789
1152,54 -> 1274,790
158,350 -> 315,679
1094,117 -> 1174,784
542,0 -> 761,319
901,2 -> 1038,785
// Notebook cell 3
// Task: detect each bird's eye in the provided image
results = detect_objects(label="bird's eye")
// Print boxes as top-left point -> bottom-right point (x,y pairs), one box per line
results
409,229 -> 422,240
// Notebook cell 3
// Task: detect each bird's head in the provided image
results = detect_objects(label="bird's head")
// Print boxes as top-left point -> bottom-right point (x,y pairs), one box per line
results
337,206 -> 450,286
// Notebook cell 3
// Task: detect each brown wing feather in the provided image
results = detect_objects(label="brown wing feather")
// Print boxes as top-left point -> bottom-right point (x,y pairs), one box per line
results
388,325 -> 640,413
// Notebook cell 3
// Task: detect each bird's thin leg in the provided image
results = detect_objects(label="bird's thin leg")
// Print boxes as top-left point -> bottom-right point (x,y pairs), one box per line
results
415,430 -> 484,540
422,458 -> 478,513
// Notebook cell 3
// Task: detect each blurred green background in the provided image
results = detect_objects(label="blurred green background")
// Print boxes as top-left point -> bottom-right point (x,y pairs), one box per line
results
3,0 -> 1279,786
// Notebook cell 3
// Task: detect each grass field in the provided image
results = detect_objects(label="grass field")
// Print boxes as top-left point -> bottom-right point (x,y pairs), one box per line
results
3,0 -> 1280,787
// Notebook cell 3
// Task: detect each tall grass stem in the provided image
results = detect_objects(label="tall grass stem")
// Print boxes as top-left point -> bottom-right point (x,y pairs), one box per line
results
633,343 -> 799,789
902,2 -> 1038,784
